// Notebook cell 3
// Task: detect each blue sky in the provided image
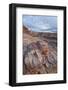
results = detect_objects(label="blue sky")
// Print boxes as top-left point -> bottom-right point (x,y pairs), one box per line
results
23,15 -> 57,32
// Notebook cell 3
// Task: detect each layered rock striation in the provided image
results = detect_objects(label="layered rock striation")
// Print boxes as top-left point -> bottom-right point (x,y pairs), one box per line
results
23,26 -> 57,74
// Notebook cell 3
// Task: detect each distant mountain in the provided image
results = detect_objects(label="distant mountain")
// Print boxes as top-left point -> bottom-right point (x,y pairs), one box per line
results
23,25 -> 38,36
23,25 -> 57,39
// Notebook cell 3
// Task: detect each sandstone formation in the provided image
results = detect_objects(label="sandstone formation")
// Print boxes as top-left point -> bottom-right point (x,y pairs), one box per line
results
23,26 -> 57,74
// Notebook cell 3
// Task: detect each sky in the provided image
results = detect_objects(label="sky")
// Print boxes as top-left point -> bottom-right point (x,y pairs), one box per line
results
23,15 -> 57,32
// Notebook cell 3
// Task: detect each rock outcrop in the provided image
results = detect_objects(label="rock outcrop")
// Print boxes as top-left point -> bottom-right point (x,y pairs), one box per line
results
23,26 -> 57,74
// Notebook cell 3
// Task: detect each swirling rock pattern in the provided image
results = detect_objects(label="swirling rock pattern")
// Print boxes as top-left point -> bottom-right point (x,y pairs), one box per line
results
23,26 -> 57,75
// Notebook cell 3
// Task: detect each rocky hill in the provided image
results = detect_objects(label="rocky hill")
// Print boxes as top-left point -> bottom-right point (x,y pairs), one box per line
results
23,26 -> 57,74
